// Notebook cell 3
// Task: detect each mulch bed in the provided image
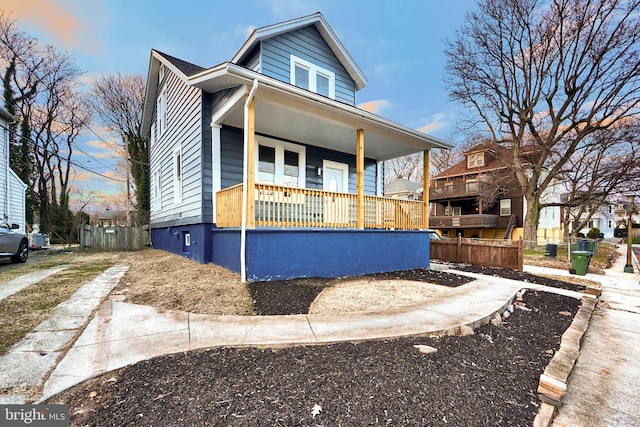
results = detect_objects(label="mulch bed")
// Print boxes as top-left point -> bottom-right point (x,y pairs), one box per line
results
453,264 -> 586,292
47,269 -> 583,426
248,269 -> 475,315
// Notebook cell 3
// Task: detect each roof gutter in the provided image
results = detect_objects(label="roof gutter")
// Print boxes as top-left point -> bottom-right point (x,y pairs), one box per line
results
240,78 -> 259,283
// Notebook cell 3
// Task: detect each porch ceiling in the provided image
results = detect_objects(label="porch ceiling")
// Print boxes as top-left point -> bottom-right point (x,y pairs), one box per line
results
191,64 -> 452,161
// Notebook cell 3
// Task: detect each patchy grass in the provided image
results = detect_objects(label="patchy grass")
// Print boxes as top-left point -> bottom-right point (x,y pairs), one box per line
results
115,250 -> 254,316
524,242 -> 618,274
0,253 -> 120,355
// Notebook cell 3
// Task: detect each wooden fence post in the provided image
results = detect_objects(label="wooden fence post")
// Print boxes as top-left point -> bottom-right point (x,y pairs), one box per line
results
457,233 -> 462,261
517,237 -> 524,271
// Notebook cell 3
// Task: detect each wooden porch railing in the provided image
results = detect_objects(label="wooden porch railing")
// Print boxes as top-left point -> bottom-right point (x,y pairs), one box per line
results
216,183 -> 426,230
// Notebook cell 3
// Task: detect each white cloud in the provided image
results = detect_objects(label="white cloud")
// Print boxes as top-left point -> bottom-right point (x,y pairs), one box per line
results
358,99 -> 391,114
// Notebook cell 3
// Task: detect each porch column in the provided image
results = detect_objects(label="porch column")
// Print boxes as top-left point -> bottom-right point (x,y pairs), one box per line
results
356,129 -> 365,229
423,150 -> 430,229
245,96 -> 256,229
211,123 -> 221,222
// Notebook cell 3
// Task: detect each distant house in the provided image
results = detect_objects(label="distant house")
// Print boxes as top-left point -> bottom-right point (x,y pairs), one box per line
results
97,208 -> 130,227
0,106 -> 27,232
385,178 -> 422,201
429,143 -> 561,242
141,13 -> 452,281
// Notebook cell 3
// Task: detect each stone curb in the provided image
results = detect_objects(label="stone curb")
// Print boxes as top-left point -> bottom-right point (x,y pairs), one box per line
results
533,294 -> 598,427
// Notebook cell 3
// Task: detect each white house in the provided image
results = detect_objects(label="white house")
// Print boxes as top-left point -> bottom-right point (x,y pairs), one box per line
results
0,106 -> 27,232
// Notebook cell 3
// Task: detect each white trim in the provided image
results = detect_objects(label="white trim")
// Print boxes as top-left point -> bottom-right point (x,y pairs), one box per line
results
152,166 -> 162,211
157,86 -> 167,137
376,161 -> 384,197
290,54 -> 335,99
255,136 -> 306,187
173,145 -> 182,205
211,123 -> 221,221
322,160 -> 349,193
230,12 -> 367,90
187,64 -> 454,152
500,199 -> 512,216
210,85 -> 248,124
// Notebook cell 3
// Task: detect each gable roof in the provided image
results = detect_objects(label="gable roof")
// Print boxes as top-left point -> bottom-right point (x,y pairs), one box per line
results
231,12 -> 367,90
386,178 -> 421,193
157,50 -> 206,76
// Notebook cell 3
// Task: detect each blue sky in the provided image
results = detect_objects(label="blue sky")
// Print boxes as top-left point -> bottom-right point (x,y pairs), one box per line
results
4,0 -> 476,204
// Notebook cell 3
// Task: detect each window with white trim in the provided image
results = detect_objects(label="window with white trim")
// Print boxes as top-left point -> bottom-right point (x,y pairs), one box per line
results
158,64 -> 165,84
290,55 -> 335,99
255,137 -> 306,187
152,167 -> 161,210
500,199 -> 511,216
173,146 -> 182,204
157,86 -> 167,137
467,153 -> 484,168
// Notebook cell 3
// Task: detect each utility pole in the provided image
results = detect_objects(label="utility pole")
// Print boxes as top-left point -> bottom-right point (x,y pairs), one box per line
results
125,134 -> 131,226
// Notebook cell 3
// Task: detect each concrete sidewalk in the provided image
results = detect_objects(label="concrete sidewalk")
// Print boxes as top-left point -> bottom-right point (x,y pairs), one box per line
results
1,244 -> 636,426
545,245 -> 640,427
41,275 -> 553,401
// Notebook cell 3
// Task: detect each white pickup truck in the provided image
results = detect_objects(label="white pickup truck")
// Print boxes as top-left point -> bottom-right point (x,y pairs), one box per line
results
0,220 -> 28,263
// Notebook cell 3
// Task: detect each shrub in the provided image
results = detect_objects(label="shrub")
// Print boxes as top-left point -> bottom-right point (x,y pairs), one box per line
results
587,227 -> 601,239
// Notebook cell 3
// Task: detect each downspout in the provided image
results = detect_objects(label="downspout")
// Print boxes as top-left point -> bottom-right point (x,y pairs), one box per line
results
240,79 -> 258,283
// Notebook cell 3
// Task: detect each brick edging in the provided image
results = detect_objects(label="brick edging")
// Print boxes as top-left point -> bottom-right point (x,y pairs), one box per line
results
532,294 -> 598,427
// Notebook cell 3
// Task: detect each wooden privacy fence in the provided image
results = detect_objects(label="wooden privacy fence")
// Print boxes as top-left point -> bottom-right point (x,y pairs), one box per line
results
431,236 -> 523,271
79,224 -> 151,252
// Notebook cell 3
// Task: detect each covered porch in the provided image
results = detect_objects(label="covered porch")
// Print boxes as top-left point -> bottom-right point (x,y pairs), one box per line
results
191,64 -> 452,280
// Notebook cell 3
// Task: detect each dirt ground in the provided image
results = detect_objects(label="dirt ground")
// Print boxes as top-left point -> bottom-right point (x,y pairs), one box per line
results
40,249 -> 597,425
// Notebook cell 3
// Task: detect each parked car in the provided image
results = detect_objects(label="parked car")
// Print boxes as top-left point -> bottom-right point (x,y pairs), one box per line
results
0,221 -> 28,263
427,230 -> 443,240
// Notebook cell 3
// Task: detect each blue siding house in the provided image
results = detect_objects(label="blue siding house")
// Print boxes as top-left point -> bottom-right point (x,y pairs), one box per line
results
141,13 -> 452,281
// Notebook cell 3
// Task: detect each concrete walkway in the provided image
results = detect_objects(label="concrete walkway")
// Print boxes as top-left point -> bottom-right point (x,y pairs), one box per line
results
1,244 -> 637,426
0,266 -> 68,301
0,265 -> 129,404
545,245 -> 640,427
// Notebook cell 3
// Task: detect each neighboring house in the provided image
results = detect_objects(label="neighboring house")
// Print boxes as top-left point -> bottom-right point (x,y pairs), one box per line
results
97,209 -> 130,227
429,143 -> 561,242
565,201 -> 616,238
385,178 -> 422,201
141,13 -> 452,281
0,106 -> 27,232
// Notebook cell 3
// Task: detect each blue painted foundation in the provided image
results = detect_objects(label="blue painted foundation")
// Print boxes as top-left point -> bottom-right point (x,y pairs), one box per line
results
153,226 -> 431,282
151,224 -> 213,264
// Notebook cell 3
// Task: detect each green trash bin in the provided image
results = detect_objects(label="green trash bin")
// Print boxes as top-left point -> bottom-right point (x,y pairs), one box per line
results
571,251 -> 591,275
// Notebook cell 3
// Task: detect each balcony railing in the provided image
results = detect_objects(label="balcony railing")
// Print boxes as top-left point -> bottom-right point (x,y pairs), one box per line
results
216,183 -> 426,230
430,214 -> 499,228
429,182 -> 491,201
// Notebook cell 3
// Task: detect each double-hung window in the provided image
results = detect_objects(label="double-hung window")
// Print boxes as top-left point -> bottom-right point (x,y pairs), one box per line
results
157,86 -> 167,137
173,146 -> 182,204
152,167 -> 162,210
256,137 -> 305,187
290,55 -> 335,99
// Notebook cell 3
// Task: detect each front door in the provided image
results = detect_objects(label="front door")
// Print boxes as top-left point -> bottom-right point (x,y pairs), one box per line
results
323,160 -> 349,225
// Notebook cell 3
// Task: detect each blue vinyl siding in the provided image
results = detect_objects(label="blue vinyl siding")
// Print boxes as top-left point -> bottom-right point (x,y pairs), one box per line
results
220,126 -> 377,194
220,125 -> 244,189
260,26 -> 356,105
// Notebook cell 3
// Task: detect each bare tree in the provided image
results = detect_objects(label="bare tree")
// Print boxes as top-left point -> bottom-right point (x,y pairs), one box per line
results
90,73 -> 148,225
555,119 -> 640,236
445,0 -> 640,246
0,12 -> 40,224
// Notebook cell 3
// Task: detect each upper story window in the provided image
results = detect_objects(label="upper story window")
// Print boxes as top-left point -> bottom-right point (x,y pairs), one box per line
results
467,153 -> 484,168
158,64 -> 165,84
290,55 -> 335,99
156,86 -> 167,137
